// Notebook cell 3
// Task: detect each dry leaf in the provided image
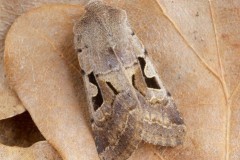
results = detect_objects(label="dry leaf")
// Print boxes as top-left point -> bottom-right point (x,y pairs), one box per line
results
105,0 -> 239,159
0,1 -> 90,159
3,0 -> 240,160
4,4 -> 99,160
0,1 -> 24,120
0,0 -> 88,120
0,141 -> 61,160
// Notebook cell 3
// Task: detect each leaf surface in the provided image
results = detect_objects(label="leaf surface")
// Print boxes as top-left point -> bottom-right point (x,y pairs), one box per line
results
108,0 -> 239,159
3,0 -> 240,160
0,141 -> 62,160
0,0 -> 88,120
4,4 -> 99,160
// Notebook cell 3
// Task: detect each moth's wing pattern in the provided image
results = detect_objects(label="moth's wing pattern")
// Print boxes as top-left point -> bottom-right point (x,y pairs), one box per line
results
96,90 -> 142,160
102,1 -> 186,146
74,1 -> 186,160
74,2 -> 143,159
127,30 -> 186,146
80,70 -> 142,159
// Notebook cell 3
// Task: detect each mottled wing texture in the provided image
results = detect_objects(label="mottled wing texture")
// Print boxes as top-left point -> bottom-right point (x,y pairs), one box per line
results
73,1 -> 186,160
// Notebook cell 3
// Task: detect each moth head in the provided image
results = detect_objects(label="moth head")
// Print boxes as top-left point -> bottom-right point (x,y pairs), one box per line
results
74,0 -> 134,59
86,0 -> 103,11
86,1 -> 127,23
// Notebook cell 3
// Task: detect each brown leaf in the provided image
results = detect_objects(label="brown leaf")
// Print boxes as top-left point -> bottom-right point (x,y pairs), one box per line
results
3,0 -> 240,160
106,0 -> 239,159
0,1 -> 92,159
4,4 -> 99,160
0,141 -> 62,160
0,0 -> 88,120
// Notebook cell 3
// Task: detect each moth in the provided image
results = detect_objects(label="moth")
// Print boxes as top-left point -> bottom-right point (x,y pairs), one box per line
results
74,1 -> 186,160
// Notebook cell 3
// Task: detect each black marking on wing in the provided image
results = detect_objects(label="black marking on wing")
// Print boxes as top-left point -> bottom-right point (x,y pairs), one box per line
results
88,72 -> 104,111
138,57 -> 161,89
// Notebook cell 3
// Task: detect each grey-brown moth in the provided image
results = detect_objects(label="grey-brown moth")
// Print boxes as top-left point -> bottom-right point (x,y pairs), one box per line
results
73,1 -> 186,160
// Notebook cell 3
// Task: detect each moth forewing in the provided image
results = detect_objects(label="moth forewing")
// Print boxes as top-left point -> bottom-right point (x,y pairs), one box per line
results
74,1 -> 185,160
